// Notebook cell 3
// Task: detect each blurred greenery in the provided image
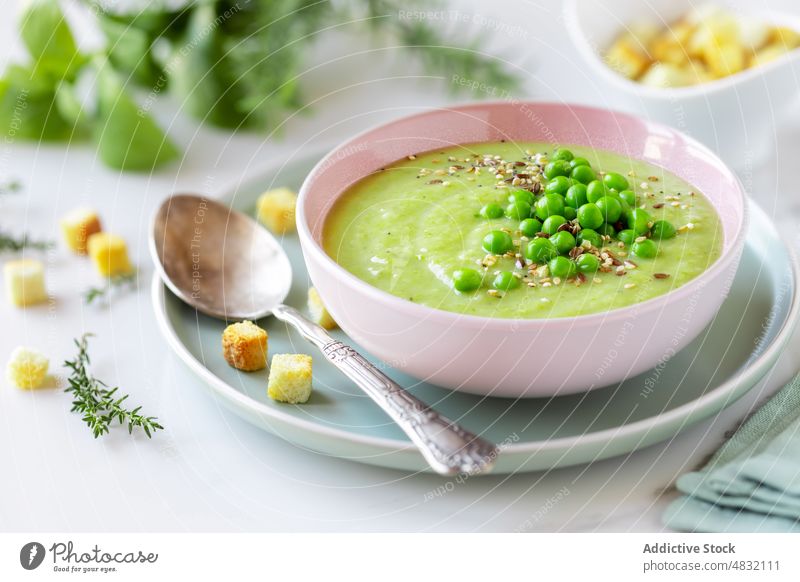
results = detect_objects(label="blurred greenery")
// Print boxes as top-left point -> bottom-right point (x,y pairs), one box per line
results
0,0 -> 520,171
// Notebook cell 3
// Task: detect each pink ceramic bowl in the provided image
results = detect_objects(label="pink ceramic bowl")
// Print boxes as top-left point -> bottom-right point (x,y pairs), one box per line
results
297,102 -> 748,398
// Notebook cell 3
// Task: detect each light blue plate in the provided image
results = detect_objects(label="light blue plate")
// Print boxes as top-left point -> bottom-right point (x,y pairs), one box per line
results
152,155 -> 800,474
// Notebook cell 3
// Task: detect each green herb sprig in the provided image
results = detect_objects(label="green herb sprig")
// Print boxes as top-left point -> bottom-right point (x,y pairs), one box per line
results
64,334 -> 163,438
0,230 -> 54,252
0,179 -> 22,195
84,271 -> 137,304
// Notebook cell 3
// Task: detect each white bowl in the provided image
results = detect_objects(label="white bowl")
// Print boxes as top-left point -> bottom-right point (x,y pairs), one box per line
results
565,0 -> 800,168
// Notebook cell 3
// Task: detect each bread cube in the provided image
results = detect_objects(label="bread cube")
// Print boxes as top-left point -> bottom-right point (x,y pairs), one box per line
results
222,320 -> 268,371
650,23 -> 693,65
60,207 -> 102,254
267,354 -> 312,404
750,43 -> 791,68
737,19 -> 770,53
639,63 -> 692,88
4,259 -> 48,307
87,232 -> 133,277
703,42 -> 744,78
770,27 -> 800,49
6,346 -> 49,389
605,38 -> 650,79
307,287 -> 337,330
256,188 -> 297,234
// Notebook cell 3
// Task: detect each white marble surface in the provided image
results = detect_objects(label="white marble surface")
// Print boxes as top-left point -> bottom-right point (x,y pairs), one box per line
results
1,0 -> 799,532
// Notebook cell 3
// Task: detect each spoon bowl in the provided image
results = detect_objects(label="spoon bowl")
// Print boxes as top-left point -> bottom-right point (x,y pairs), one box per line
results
150,194 -> 292,321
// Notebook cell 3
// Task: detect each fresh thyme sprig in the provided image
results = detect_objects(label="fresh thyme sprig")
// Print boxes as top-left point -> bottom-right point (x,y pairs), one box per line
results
64,334 -> 163,438
84,271 -> 137,304
0,230 -> 54,252
0,179 -> 22,195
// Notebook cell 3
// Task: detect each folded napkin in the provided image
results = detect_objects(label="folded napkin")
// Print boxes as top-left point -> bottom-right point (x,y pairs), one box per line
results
664,373 -> 800,532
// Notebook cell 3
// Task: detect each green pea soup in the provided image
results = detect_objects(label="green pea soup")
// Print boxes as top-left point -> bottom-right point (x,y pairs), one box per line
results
323,142 -> 723,319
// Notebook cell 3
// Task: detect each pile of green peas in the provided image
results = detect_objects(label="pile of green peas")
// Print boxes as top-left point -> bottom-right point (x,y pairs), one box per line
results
453,148 -> 679,293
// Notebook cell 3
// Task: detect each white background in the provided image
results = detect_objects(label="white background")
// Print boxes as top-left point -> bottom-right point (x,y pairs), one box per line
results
1,0 -> 799,533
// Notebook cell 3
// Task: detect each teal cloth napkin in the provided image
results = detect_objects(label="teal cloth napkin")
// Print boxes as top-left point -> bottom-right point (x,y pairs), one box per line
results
664,373 -> 800,532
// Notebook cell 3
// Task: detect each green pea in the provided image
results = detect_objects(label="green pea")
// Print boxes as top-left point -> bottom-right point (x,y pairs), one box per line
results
553,148 -> 574,162
563,206 -> 577,221
482,230 -> 513,254
651,220 -> 677,240
542,215 -> 567,235
452,268 -> 482,292
493,271 -> 520,291
551,230 -> 576,255
603,171 -> 629,191
576,253 -> 600,273
586,180 -> 612,203
525,237 -> 557,263
565,183 -> 588,208
535,194 -> 566,221
570,157 -> 590,168
632,238 -> 658,259
595,196 -> 622,224
628,208 -> 653,235
598,223 -> 616,237
577,203 -> 603,230
570,164 -> 596,185
506,200 -> 532,220
508,189 -> 534,206
544,159 -> 572,179
480,203 -> 504,219
519,218 -> 543,237
617,229 -> 636,246
545,176 -> 572,195
618,189 -> 637,207
577,228 -> 602,248
548,256 -> 577,279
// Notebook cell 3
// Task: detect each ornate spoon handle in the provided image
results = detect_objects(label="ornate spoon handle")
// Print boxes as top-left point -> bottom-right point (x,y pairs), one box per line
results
271,304 -> 498,476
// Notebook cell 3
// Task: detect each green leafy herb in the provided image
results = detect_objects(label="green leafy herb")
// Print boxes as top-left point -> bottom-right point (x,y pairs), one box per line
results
2,0 -> 519,170
94,59 -> 179,171
0,230 -> 53,252
84,271 -> 137,304
0,179 -> 21,195
64,334 -> 163,438
1,0 -> 177,169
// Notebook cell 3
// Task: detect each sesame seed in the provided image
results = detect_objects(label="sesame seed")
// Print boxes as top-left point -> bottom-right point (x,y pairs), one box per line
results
624,283 -> 636,289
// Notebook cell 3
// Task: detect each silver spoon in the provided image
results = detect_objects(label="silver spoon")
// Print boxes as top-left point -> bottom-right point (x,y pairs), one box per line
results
150,194 -> 498,476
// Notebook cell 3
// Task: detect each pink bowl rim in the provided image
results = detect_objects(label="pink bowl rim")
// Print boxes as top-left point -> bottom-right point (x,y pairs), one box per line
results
297,101 -> 749,331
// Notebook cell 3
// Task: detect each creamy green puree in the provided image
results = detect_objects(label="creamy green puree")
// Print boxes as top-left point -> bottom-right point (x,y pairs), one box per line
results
323,142 -> 723,319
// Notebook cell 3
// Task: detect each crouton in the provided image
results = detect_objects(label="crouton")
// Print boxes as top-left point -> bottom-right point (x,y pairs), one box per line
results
4,259 -> 48,307
307,287 -> 337,330
267,354 -> 312,404
222,320 -> 268,371
6,346 -> 49,389
87,232 -> 133,277
60,207 -> 102,254
256,188 -> 297,234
